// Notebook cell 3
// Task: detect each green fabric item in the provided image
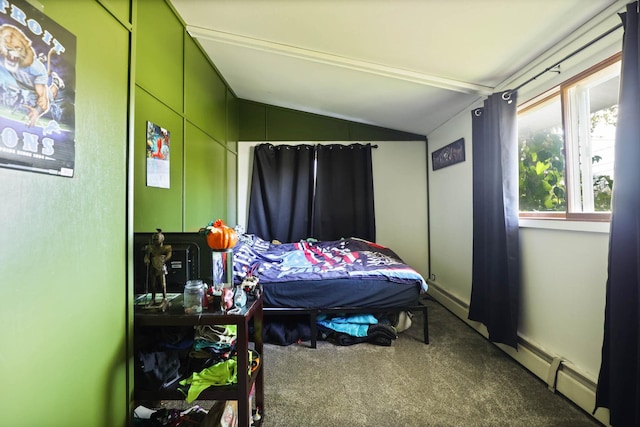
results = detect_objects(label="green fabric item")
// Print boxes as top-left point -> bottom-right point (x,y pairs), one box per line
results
179,357 -> 238,402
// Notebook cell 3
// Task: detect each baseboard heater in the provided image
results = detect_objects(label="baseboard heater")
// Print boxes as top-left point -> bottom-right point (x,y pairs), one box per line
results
263,295 -> 431,348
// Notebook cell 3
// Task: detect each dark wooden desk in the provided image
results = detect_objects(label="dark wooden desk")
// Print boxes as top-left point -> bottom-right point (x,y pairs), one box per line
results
134,294 -> 264,426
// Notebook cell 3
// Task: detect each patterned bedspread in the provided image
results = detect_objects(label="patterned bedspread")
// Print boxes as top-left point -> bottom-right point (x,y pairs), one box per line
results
232,234 -> 428,292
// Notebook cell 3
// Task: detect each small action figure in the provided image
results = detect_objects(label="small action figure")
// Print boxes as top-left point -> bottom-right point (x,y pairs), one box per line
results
144,228 -> 172,310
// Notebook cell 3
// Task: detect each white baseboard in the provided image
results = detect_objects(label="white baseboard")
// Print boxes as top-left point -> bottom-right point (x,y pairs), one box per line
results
426,281 -> 610,426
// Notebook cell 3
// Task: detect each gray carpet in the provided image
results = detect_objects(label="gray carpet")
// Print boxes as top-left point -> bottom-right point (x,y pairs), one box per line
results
262,299 -> 602,427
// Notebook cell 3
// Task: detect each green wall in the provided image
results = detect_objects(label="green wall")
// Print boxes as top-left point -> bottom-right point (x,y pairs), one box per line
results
239,100 -> 426,141
134,0 -> 236,232
133,87 -> 185,231
0,1 -> 425,425
0,0 -> 238,425
0,1 -> 131,426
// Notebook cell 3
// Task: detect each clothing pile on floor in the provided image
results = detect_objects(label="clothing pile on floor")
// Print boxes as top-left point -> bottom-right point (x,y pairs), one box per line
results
133,400 -> 240,427
133,405 -> 208,426
317,313 -> 404,346
263,314 -> 312,345
263,310 -> 413,346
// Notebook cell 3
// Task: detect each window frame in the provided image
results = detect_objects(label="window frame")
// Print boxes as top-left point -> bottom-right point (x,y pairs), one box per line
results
518,52 -> 621,223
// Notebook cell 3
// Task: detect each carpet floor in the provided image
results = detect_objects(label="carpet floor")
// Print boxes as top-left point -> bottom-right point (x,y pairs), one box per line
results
261,299 -> 602,427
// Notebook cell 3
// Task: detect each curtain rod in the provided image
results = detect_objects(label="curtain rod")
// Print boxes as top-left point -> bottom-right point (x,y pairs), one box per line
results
509,21 -> 623,94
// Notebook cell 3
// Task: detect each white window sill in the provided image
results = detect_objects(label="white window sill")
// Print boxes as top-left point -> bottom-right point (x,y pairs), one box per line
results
519,218 -> 610,233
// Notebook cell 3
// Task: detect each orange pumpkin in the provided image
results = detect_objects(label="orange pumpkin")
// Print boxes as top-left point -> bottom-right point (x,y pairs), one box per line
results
205,219 -> 238,250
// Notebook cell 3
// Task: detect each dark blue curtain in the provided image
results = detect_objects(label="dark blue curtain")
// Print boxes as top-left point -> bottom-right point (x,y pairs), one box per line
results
247,143 -> 376,243
313,144 -> 376,241
595,2 -> 640,425
469,91 -> 520,349
247,144 -> 314,242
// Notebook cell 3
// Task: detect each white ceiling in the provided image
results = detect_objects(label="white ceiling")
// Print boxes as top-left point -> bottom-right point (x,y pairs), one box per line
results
168,0 -> 625,136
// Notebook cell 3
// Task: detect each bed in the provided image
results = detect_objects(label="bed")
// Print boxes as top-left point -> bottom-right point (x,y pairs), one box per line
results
232,234 -> 430,347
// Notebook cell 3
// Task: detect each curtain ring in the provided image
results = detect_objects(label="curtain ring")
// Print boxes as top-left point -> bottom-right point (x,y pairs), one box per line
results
502,91 -> 512,101
473,108 -> 483,117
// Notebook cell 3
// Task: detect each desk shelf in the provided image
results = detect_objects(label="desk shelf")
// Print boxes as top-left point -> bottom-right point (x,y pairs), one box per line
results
134,295 -> 264,426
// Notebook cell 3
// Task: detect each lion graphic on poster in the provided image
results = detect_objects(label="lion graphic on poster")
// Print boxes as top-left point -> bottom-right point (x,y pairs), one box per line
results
0,24 -> 64,127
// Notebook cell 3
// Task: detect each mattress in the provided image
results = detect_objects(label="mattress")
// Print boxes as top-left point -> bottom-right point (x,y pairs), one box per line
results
262,277 -> 421,309
233,233 -> 427,310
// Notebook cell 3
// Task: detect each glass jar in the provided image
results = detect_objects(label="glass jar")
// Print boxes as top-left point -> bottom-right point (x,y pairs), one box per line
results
183,280 -> 205,314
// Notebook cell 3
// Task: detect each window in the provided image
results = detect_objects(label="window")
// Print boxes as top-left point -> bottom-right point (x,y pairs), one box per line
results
518,53 -> 621,221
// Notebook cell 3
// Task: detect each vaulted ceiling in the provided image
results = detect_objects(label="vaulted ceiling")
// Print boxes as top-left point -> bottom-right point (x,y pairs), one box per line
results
168,0 -> 626,136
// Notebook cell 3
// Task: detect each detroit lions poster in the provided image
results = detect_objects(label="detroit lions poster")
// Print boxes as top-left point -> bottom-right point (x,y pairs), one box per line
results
0,0 -> 76,177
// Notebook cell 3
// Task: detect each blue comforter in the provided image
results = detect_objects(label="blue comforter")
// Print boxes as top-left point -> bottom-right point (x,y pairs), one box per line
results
232,234 -> 428,292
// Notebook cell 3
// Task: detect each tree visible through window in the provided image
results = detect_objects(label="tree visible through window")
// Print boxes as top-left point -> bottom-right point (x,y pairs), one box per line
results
517,54 -> 620,221
518,93 -> 566,212
589,105 -> 617,211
